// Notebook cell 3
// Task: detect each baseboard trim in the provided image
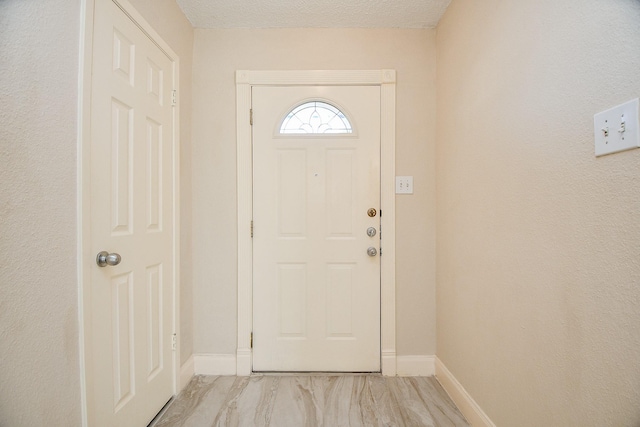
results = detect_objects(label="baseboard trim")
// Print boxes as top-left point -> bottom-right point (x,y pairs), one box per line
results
236,348 -> 252,376
193,353 -> 237,376
179,355 -> 195,389
192,353 -> 440,378
396,355 -> 435,376
435,357 -> 496,427
381,351 -> 397,376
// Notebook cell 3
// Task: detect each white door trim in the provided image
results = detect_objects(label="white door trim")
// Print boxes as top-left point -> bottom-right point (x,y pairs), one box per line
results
235,70 -> 396,376
77,0 -> 181,425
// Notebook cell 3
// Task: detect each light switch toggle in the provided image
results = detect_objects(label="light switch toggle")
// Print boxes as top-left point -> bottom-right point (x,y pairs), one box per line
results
618,119 -> 626,134
602,127 -> 609,137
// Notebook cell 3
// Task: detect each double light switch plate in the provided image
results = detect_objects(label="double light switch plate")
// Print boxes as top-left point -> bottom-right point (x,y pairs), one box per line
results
594,98 -> 639,156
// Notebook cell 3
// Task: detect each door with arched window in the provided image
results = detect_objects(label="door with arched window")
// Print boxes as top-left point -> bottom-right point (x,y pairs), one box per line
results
252,85 -> 381,371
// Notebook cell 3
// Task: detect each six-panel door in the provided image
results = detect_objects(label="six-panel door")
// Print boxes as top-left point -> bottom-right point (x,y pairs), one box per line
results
89,0 -> 175,425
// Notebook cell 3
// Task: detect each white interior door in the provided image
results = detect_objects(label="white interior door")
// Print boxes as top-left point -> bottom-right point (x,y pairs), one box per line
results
252,85 -> 381,372
87,0 -> 175,425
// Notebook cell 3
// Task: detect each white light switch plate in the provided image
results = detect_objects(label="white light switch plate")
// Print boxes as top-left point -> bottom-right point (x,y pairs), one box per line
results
594,98 -> 639,156
395,176 -> 413,194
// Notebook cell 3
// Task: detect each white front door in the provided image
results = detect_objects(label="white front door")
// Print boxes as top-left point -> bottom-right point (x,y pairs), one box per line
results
252,85 -> 381,372
87,0 -> 175,425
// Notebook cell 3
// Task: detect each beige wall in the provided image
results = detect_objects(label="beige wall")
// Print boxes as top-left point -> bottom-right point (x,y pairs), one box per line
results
128,0 -> 195,367
191,29 -> 437,357
0,0 -> 193,424
0,1 -> 82,425
436,0 -> 640,426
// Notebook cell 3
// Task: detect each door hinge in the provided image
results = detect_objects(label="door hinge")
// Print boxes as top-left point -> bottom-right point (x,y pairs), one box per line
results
250,220 -> 254,238
171,333 -> 177,351
250,332 -> 253,348
171,90 -> 177,106
249,109 -> 253,125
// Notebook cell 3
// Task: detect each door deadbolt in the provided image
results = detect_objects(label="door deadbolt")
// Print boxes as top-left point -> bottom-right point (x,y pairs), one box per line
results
367,227 -> 377,237
367,208 -> 377,217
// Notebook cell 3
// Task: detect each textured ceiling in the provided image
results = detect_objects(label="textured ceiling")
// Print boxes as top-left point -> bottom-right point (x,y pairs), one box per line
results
176,0 -> 452,29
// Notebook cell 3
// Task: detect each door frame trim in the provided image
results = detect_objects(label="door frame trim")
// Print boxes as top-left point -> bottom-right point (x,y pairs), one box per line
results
235,70 -> 397,375
78,0 -> 181,424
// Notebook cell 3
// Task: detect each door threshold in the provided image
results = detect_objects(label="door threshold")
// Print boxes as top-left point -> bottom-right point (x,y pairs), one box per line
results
252,371 -> 381,377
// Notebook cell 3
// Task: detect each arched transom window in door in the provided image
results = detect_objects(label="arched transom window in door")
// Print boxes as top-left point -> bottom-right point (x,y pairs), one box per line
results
279,100 -> 353,134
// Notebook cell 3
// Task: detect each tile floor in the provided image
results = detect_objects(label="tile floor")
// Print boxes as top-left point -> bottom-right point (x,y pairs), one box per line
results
151,374 -> 469,427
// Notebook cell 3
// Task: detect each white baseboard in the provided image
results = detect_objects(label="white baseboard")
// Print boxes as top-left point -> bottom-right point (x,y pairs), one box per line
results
190,353 -> 438,380
396,355 -> 435,376
381,351 -> 397,376
435,357 -> 496,427
179,355 -> 195,389
236,349 -> 252,376
193,353 -> 237,376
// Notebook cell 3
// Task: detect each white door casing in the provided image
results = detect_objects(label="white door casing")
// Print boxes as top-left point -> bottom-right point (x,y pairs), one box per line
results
79,0 -> 180,425
252,86 -> 381,372
236,70 -> 397,376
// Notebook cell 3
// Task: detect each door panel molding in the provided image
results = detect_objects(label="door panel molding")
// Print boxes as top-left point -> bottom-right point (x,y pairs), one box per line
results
236,70 -> 396,376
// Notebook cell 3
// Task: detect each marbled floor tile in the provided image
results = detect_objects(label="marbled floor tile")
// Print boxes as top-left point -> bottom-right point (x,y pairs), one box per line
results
411,377 -> 469,427
349,376 -> 381,426
269,376 -> 323,426
210,375 -> 253,426
153,376 -> 238,427
153,376 -> 219,427
321,376 -> 363,427
214,375 -> 282,427
247,376 -> 281,426
152,375 -> 470,427
366,375 -> 405,426
386,377 -> 439,427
